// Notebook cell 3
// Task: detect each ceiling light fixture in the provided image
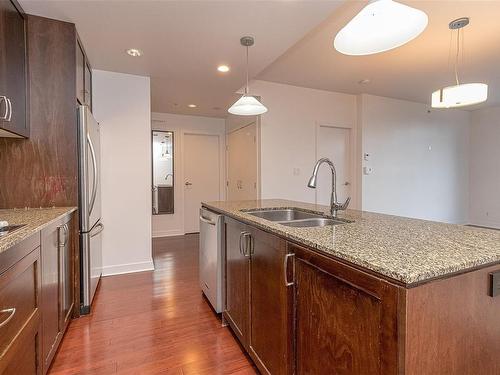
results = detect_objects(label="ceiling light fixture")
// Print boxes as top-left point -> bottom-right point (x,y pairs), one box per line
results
431,18 -> 488,109
126,48 -> 142,57
188,104 -> 197,108
334,0 -> 428,56
217,65 -> 230,73
228,36 -> 268,116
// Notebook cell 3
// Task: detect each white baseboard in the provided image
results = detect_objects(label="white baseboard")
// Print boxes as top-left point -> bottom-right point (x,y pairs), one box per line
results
102,260 -> 155,277
468,218 -> 500,230
152,229 -> 184,238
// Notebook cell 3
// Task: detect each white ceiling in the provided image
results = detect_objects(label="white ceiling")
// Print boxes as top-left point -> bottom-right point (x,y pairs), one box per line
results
258,1 -> 500,110
20,0 -> 344,118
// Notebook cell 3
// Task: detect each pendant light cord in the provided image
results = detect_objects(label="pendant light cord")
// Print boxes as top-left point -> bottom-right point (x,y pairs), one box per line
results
245,45 -> 249,95
455,28 -> 460,85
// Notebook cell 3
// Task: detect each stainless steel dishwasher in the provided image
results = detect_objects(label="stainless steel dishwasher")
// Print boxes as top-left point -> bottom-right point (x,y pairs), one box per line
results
199,207 -> 224,313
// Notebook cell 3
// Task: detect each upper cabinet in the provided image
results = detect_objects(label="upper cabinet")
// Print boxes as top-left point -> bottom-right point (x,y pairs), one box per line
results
76,38 -> 92,111
0,0 -> 28,138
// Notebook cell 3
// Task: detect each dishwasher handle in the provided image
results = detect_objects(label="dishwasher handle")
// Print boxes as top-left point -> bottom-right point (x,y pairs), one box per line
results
200,215 -> 216,226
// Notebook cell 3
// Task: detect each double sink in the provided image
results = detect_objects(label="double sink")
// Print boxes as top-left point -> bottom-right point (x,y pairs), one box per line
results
244,208 -> 351,228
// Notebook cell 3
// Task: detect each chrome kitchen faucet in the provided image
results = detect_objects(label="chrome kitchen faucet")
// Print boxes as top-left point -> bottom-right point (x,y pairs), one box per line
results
307,158 -> 350,218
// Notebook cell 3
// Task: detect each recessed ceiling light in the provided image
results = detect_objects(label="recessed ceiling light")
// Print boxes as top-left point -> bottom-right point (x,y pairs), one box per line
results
358,79 -> 371,85
126,48 -> 142,57
188,104 -> 197,108
217,65 -> 230,73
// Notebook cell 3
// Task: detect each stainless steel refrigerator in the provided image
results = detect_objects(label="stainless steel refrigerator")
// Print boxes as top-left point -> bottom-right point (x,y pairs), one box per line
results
78,105 -> 103,315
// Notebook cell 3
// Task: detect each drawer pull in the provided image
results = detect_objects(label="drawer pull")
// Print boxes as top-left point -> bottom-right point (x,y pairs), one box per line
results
0,308 -> 16,328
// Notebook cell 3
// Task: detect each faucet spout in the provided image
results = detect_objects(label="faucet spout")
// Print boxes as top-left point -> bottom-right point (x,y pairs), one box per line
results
307,158 -> 350,218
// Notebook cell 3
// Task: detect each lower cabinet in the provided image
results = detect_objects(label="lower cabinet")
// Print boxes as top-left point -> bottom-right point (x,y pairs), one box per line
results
0,239 -> 42,375
291,244 -> 400,375
224,218 -> 400,375
41,213 -> 74,374
224,218 -> 294,375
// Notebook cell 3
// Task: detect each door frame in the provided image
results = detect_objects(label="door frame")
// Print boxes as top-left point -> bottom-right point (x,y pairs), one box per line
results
181,131 -> 226,234
225,118 -> 261,200
314,122 -> 358,209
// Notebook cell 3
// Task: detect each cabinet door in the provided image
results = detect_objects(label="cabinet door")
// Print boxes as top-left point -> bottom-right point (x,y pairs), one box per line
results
41,224 -> 62,371
84,62 -> 92,110
0,0 -> 27,137
0,248 -> 41,375
292,245 -> 399,375
224,218 -> 250,347
59,220 -> 74,330
76,41 -> 85,105
248,227 -> 293,375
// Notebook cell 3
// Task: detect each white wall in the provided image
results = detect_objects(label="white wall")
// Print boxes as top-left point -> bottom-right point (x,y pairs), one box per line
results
93,70 -> 153,276
469,106 -> 500,228
249,80 -> 359,207
151,112 -> 226,237
360,94 -> 471,224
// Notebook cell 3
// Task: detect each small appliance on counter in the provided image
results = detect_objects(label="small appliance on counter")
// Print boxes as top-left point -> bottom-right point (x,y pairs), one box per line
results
199,207 -> 224,313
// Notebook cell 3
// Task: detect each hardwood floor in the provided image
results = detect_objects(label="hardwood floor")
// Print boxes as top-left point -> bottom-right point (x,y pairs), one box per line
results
49,234 -> 258,375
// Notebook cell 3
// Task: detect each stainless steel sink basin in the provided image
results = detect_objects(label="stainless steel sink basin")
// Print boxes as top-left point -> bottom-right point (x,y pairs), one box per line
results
244,208 -> 353,228
280,218 -> 346,228
245,208 -> 322,222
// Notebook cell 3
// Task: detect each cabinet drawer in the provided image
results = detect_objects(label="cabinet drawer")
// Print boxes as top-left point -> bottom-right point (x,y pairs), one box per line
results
0,248 -> 40,357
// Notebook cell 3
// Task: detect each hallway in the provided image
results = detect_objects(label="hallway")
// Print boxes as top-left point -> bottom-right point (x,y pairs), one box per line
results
49,234 -> 257,374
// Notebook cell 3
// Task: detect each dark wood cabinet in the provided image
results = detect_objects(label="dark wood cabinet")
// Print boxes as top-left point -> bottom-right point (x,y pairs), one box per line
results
224,218 -> 294,375
0,0 -> 28,138
0,236 -> 41,375
291,244 -> 399,375
41,213 -> 74,374
248,226 -> 293,375
224,217 -> 250,346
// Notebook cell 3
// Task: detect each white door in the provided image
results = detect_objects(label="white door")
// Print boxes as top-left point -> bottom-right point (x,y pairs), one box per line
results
184,134 -> 221,233
316,126 -> 351,206
227,123 -> 257,201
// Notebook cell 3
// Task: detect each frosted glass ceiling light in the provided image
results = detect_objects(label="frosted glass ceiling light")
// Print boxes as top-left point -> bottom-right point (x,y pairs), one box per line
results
431,18 -> 488,109
334,0 -> 428,56
228,36 -> 268,116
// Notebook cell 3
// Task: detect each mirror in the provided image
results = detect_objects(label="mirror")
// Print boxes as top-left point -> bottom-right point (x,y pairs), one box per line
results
152,131 -> 174,214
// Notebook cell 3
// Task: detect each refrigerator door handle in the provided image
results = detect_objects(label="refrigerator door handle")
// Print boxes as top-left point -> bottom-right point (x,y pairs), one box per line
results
90,222 -> 104,238
87,133 -> 98,216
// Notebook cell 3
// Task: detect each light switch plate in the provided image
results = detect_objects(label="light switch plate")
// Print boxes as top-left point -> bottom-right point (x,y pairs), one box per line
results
489,271 -> 500,297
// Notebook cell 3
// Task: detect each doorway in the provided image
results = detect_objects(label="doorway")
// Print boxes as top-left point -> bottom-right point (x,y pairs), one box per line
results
227,122 -> 258,201
315,125 -> 352,206
183,133 -> 221,233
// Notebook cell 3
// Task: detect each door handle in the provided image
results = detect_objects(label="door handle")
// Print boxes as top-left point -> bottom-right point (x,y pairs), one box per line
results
284,253 -> 295,287
87,133 -> 98,216
344,182 -> 351,186
185,181 -> 193,186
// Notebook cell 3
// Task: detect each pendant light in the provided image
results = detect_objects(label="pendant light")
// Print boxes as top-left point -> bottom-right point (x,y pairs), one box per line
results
334,0 -> 428,56
431,18 -> 488,108
228,36 -> 268,116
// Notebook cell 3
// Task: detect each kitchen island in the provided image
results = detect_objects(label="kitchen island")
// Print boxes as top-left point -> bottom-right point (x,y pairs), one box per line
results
203,199 -> 500,375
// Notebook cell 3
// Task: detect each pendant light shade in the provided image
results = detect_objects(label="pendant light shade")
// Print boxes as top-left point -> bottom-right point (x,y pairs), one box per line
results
431,83 -> 488,109
228,36 -> 268,116
334,0 -> 428,56
431,18 -> 488,109
228,95 -> 268,116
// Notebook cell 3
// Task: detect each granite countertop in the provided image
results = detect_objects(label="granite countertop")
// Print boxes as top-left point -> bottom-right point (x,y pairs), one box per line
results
203,199 -> 500,286
0,207 -> 77,254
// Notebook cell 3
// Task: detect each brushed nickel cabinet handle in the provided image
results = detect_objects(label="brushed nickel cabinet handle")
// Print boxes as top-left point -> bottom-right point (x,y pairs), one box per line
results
284,253 -> 295,287
6,98 -> 12,121
241,232 -> 252,257
0,96 -> 8,120
0,308 -> 16,328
